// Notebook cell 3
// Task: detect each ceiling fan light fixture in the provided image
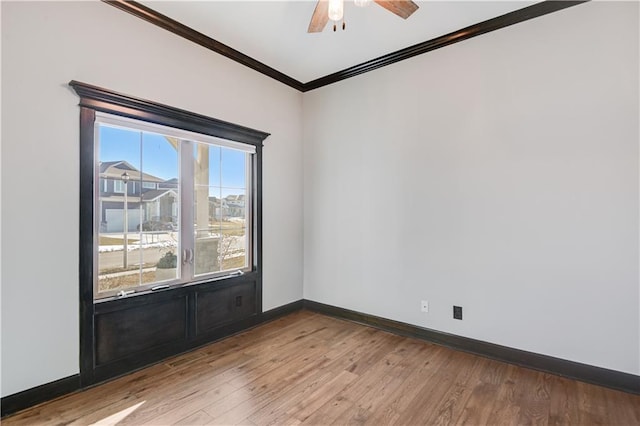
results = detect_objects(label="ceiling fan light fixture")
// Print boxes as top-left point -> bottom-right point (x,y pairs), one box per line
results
307,0 -> 418,33
328,0 -> 344,21
354,0 -> 372,7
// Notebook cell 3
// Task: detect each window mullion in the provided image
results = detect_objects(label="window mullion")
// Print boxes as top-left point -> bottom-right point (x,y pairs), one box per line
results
245,153 -> 252,270
180,140 -> 195,282
93,120 -> 101,300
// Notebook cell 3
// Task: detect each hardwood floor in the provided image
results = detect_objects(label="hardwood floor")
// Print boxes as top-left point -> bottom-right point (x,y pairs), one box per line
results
4,310 -> 639,425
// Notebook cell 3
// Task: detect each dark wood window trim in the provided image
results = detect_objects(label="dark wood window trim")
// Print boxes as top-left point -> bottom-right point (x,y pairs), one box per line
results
70,81 -> 269,145
70,80 -> 269,386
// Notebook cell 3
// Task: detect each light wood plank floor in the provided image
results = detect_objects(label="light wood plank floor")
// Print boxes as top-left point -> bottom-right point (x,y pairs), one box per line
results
4,310 -> 639,425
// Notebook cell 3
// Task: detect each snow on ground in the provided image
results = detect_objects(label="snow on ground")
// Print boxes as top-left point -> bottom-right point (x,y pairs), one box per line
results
99,240 -> 178,253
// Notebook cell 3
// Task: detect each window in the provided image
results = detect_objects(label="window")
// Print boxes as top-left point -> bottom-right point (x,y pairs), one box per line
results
95,113 -> 255,299
113,179 -> 125,193
72,81 -> 268,385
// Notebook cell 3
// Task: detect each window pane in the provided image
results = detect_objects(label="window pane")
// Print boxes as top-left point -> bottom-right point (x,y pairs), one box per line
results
194,144 -> 218,275
97,125 -> 180,296
193,143 -> 250,276
206,145 -> 221,187
113,180 -> 125,193
194,185 -> 221,276
97,188 -> 144,292
221,147 -> 246,189
96,118 -> 253,298
220,148 -> 248,272
97,126 -> 141,294
141,132 -> 180,283
220,188 -> 247,270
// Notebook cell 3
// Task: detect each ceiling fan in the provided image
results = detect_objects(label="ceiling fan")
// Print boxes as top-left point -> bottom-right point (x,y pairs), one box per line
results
308,0 -> 419,33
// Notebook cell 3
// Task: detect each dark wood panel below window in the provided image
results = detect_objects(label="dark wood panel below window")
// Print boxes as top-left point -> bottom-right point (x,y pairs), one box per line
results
196,281 -> 256,335
95,296 -> 188,365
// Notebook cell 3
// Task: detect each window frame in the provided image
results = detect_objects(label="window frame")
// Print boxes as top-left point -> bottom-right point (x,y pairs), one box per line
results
71,80 -> 268,386
113,179 -> 125,194
94,115 -> 256,299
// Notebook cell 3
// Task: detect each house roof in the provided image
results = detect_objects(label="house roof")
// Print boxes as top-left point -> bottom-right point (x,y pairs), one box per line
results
159,178 -> 179,189
100,161 -> 165,183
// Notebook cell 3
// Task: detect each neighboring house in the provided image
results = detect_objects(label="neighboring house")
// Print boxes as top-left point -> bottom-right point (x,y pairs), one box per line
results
99,161 -> 178,232
225,194 -> 245,218
209,194 -> 245,221
159,177 -> 178,190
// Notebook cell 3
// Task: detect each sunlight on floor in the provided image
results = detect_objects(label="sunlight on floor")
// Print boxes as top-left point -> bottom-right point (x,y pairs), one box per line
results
90,401 -> 145,425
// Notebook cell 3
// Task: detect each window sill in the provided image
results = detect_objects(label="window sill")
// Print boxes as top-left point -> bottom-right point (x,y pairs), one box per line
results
94,269 -> 257,305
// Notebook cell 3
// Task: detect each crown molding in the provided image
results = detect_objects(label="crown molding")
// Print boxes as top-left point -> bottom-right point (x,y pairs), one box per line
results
103,0 -> 305,92
103,1 -> 588,92
303,1 -> 587,91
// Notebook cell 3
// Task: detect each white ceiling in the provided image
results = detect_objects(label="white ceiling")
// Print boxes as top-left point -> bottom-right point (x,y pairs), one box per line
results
139,1 -> 537,83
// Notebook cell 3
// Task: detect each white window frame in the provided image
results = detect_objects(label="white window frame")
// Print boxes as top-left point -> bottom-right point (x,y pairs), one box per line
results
94,112 -> 255,300
113,179 -> 125,194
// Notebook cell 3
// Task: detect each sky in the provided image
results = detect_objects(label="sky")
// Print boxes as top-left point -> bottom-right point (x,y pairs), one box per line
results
99,124 -> 247,197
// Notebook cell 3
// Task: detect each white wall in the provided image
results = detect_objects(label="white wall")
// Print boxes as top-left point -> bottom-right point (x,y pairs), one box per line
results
2,0 -> 638,399
1,1 -> 303,396
303,1 -> 639,375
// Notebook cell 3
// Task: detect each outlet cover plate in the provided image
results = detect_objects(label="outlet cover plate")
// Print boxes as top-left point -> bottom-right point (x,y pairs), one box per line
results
453,305 -> 463,320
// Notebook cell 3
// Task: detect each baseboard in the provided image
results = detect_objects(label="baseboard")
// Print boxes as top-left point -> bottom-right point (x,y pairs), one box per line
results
1,374 -> 81,418
303,299 -> 640,395
3,298 -> 637,418
260,299 -> 305,323
0,299 -> 304,418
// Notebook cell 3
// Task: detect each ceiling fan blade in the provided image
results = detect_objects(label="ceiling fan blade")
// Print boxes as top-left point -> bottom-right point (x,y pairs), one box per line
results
308,0 -> 330,33
374,0 -> 419,19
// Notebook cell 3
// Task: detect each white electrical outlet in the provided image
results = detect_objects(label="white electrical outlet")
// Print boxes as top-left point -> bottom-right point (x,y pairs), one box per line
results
421,300 -> 429,313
